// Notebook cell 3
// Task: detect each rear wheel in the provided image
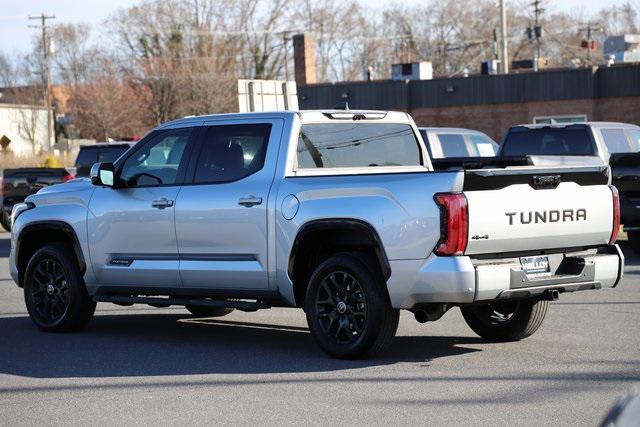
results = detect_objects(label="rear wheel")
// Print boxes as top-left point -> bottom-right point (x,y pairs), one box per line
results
627,230 -> 640,254
305,253 -> 399,359
23,243 -> 96,331
460,299 -> 548,341
0,211 -> 10,232
185,305 -> 234,318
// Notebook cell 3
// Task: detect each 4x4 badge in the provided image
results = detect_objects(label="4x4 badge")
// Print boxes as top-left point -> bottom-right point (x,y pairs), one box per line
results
472,235 -> 489,240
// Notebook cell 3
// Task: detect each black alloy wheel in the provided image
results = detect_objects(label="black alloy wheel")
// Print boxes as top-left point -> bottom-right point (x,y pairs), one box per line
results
24,243 -> 96,332
29,257 -> 70,324
305,253 -> 399,359
315,271 -> 367,344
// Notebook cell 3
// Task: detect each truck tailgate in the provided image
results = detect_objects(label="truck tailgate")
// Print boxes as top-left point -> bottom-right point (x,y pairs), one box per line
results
463,166 -> 614,255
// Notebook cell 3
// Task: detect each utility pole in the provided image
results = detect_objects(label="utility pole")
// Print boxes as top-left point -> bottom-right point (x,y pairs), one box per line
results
579,22 -> 603,66
499,0 -> 509,74
29,13 -> 55,153
282,31 -> 291,81
532,0 -> 543,59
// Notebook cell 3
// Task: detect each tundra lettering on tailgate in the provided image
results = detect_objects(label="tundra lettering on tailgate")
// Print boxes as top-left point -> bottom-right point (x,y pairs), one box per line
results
505,209 -> 587,225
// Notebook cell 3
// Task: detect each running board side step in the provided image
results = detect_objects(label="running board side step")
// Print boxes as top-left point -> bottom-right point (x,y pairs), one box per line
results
93,295 -> 270,312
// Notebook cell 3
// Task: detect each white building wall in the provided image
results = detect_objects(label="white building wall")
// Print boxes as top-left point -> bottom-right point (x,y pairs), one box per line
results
0,104 -> 52,157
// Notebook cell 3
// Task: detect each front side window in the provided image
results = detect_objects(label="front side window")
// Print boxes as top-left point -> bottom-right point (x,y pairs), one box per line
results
297,123 -> 421,168
194,124 -> 272,183
120,128 -> 191,187
601,129 -> 632,154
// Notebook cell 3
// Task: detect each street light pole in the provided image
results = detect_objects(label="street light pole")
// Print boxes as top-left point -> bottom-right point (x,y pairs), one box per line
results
499,0 -> 509,74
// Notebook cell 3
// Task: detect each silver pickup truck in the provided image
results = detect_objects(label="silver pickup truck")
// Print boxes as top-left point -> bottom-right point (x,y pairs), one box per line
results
9,110 -> 623,359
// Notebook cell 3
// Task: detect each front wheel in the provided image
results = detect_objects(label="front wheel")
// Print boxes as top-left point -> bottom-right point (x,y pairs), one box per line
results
460,299 -> 548,341
305,253 -> 399,359
24,243 -> 96,332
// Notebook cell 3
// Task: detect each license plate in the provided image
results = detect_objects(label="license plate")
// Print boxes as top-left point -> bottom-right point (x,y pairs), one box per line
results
520,256 -> 550,274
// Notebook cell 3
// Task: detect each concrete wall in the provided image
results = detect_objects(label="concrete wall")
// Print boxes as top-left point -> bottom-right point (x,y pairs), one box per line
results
0,104 -> 52,157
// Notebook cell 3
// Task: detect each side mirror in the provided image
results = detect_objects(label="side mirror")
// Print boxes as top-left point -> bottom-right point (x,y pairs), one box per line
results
90,162 -> 115,187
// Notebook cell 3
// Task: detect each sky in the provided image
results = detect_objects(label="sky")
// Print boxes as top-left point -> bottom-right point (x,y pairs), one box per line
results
0,0 -> 633,57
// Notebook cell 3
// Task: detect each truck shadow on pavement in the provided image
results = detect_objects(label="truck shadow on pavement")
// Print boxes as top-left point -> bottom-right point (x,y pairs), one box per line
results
0,313 -> 482,378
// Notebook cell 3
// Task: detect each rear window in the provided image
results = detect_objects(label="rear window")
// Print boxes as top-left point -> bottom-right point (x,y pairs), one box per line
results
297,123 -> 421,168
98,146 -> 129,163
501,127 -> 596,156
75,148 -> 98,166
75,146 -> 129,166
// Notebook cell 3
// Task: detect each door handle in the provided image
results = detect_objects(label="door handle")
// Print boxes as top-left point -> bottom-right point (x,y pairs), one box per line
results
151,198 -> 174,209
238,195 -> 263,207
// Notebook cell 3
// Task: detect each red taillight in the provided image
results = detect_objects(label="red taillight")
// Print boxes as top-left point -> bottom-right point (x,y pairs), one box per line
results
434,193 -> 468,256
610,185 -> 620,244
63,172 -> 74,182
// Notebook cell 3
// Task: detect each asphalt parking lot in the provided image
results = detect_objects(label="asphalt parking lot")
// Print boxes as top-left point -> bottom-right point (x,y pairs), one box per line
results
0,230 -> 638,425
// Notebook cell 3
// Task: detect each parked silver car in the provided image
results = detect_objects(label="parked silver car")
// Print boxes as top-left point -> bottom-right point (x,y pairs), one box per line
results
418,127 -> 499,159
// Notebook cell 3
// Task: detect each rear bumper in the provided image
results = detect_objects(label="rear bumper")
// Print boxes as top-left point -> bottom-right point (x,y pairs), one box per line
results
387,245 -> 623,308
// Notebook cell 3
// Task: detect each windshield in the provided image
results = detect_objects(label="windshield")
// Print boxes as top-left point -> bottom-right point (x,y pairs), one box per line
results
501,127 -> 596,157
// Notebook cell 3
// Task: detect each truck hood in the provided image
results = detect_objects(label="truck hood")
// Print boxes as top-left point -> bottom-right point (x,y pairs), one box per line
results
27,178 -> 94,200
528,155 -> 606,167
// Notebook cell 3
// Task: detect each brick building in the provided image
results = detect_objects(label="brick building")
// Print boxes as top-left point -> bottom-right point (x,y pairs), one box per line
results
295,58 -> 640,141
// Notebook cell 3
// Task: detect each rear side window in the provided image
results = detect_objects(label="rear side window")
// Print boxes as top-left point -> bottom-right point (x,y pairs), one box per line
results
501,127 -> 596,156
436,134 -> 469,158
469,134 -> 499,157
194,124 -> 272,183
601,129 -> 632,154
297,123 -> 421,168
628,129 -> 640,151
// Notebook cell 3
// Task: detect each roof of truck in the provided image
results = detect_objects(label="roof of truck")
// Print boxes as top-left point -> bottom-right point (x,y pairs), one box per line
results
418,127 -> 488,134
511,122 -> 640,130
158,110 -> 412,129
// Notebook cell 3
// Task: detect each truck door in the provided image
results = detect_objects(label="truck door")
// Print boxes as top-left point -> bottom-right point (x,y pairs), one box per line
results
175,119 -> 283,290
87,127 -> 196,288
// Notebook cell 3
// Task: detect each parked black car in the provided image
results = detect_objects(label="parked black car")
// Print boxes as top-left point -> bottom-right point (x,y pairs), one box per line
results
0,168 -> 73,231
73,142 -> 132,178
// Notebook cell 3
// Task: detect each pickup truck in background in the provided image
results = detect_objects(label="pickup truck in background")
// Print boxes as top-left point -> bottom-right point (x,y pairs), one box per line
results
499,122 -> 640,252
9,110 -> 623,359
73,142 -> 133,178
1,168 -> 72,231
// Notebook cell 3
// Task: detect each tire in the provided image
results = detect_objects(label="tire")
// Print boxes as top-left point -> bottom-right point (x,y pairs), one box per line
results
305,253 -> 399,359
0,211 -> 10,232
185,305 -> 234,318
460,299 -> 548,341
23,243 -> 96,332
627,230 -> 640,254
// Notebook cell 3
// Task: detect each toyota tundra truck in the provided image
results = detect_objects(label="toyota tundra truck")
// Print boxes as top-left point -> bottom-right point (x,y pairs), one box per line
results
8,110 -> 623,359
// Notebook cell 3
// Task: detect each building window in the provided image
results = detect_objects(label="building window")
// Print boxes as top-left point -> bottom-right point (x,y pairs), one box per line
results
533,114 -> 588,124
